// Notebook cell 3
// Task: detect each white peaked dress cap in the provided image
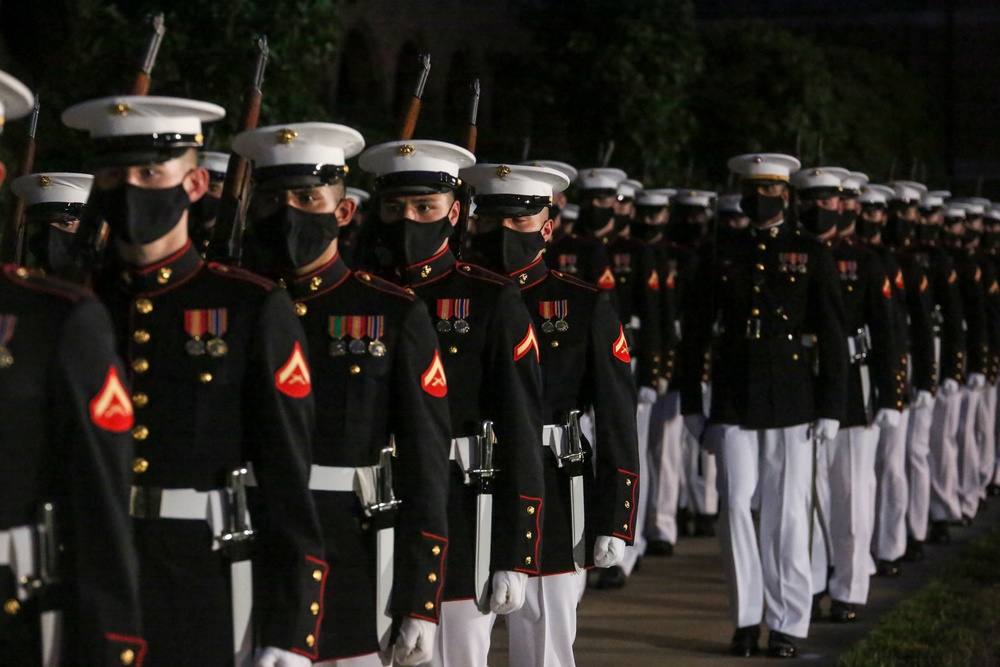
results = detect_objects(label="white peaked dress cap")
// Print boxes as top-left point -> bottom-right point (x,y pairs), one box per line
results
727,153 -> 801,180
11,172 -> 93,205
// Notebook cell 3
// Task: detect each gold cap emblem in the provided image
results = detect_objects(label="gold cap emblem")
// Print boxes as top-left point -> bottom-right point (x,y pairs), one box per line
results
754,156 -> 763,163
813,169 -> 822,176
38,175 -> 52,187
496,165 -> 512,178
111,103 -> 131,116
276,129 -> 298,144
397,144 -> 415,156
194,133 -> 204,144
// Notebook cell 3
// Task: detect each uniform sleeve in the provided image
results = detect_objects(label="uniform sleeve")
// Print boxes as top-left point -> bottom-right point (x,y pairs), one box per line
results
808,245 -> 849,422
904,264 -> 938,393
52,297 -> 146,666
390,299 -> 451,622
658,260 -> 680,385
589,291 -> 640,542
634,244 -> 662,388
960,258 -> 990,377
863,254 -> 901,411
935,254 -> 967,383
486,284 -> 545,575
678,245 -> 715,415
243,288 -> 326,660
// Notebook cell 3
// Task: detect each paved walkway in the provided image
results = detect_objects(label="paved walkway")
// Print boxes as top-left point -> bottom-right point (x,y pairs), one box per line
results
487,504 -> 999,666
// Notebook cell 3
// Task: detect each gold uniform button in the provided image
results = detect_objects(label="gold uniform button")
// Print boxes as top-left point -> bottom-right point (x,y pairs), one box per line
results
793,354 -> 799,361
432,546 -> 441,556
957,352 -> 964,359
551,341 -> 559,348
623,523 -> 629,530
350,365 -> 361,375
200,373 -> 213,384
14,267 -> 28,279
295,303 -> 308,317
626,478 -> 632,487
133,330 -> 151,344
133,458 -> 149,474
428,573 -> 438,583
751,308 -> 760,316
132,358 -> 149,373
121,649 -> 135,666
133,393 -> 148,408
424,601 -> 435,611
449,346 -> 458,354
132,425 -> 149,441
757,244 -> 766,251
847,285 -> 854,292
312,569 -> 323,582
157,267 -> 172,284
527,505 -> 536,515
756,263 -> 765,271
526,531 -> 533,539
753,286 -> 761,293
310,602 -> 320,615
4,599 -> 19,615
306,634 -> 315,648
135,298 -> 153,314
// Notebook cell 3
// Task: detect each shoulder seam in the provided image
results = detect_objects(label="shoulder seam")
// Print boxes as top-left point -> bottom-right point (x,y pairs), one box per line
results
206,262 -> 275,290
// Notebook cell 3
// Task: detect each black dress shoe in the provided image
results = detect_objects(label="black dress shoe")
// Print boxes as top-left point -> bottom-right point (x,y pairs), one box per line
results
979,497 -> 988,513
729,625 -> 761,657
928,520 -> 951,544
645,539 -> 674,557
592,565 -> 626,590
875,559 -> 901,577
988,483 -> 1000,497
766,630 -> 797,658
810,592 -> 824,622
830,599 -> 858,623
903,538 -> 925,562
951,515 -> 972,527
694,513 -> 717,537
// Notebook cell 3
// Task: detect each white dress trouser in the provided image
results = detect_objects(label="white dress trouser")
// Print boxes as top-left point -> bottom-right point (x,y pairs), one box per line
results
810,437 -> 831,596
505,572 -> 586,667
957,386 -> 983,519
620,403 -> 652,576
977,384 -> 997,498
716,424 -> 813,638
906,399 -> 934,541
314,653 -> 382,667
644,391 -> 682,543
428,600 -> 495,667
824,425 -> 879,604
874,409 -> 910,561
929,390 -> 962,522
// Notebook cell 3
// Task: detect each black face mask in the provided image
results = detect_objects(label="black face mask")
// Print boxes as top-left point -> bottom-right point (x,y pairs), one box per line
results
377,215 -> 454,267
25,222 -> 77,274
838,207 -> 859,232
915,223 -> 940,244
941,229 -> 964,248
88,182 -> 192,245
856,218 -> 881,241
471,226 -> 546,274
963,228 -> 981,246
250,205 -> 339,272
741,194 -> 785,226
189,194 -> 221,230
613,213 -> 632,233
798,206 -> 840,237
630,220 -> 663,242
576,206 -> 615,234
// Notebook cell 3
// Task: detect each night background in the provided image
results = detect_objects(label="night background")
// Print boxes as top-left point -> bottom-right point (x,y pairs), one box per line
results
0,0 -> 996,197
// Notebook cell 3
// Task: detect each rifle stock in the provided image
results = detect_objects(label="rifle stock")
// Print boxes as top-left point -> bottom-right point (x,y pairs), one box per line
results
222,36 -> 269,265
398,54 -> 431,141
131,13 -> 165,96
5,95 -> 39,263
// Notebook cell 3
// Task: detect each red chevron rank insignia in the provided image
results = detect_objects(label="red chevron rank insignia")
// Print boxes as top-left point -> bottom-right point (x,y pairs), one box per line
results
421,350 -> 448,397
275,342 -> 312,398
647,270 -> 660,291
920,275 -> 928,292
514,324 -> 540,362
90,366 -> 134,432
895,269 -> 905,290
613,326 -> 631,363
598,267 -> 615,290
882,277 -> 892,298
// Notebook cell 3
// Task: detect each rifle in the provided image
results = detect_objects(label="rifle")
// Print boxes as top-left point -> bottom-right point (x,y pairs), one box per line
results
131,13 -> 166,96
399,54 -> 431,141
4,95 -> 39,263
454,80 -> 480,258
222,36 -> 269,266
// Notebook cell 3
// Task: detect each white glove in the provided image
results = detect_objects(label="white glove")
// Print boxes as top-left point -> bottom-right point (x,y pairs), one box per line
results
912,389 -> 934,410
393,617 -> 437,666
638,386 -> 657,405
968,372 -> 987,390
814,418 -> 840,441
655,377 -> 669,396
941,378 -> 961,396
593,535 -> 626,568
874,408 -> 901,429
683,414 -> 707,441
254,647 -> 312,667
489,570 -> 527,614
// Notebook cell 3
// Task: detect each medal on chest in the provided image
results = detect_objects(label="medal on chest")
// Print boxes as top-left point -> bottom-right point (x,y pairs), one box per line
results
436,299 -> 471,334
184,309 -> 228,357
539,300 -> 569,333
